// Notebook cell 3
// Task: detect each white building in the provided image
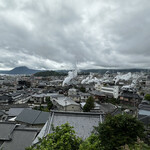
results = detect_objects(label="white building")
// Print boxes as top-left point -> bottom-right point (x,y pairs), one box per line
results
101,86 -> 119,99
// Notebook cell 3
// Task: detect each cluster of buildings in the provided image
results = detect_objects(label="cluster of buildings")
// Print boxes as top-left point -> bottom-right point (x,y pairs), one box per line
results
0,70 -> 150,149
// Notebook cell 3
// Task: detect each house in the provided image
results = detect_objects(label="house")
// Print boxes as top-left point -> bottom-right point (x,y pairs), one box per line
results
69,94 -> 80,103
31,93 -> 64,104
89,90 -> 106,102
119,91 -> 141,106
80,102 -> 116,114
0,103 -> 29,111
84,85 -> 95,91
79,92 -> 91,102
146,75 -> 150,86
0,95 -> 13,104
33,110 -> 104,145
9,92 -> 22,101
15,108 -> 49,127
0,122 -> 39,150
52,97 -> 81,111
6,108 -> 26,121
138,102 -> 150,126
31,93 -> 45,104
68,88 -> 77,96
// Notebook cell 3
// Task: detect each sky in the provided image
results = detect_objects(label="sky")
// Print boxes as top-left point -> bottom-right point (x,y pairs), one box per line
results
0,0 -> 150,70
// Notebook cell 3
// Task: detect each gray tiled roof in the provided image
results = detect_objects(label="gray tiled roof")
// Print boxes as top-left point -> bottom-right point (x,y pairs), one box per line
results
0,128 -> 38,150
0,104 -> 29,111
139,104 -> 150,111
7,108 -> 25,117
33,111 -> 104,144
33,111 -> 50,124
16,109 -> 49,125
0,123 -> 16,140
0,110 -> 6,116
50,111 -> 104,140
120,92 -> 140,99
138,114 -> 150,125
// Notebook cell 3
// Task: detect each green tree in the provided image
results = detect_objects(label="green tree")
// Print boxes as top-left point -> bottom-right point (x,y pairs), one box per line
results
83,96 -> 95,112
121,139 -> 150,150
144,94 -> 150,101
94,114 -> 144,150
26,123 -> 82,150
79,134 -> 104,150
106,98 -> 120,105
46,97 -> 53,110
80,86 -> 86,93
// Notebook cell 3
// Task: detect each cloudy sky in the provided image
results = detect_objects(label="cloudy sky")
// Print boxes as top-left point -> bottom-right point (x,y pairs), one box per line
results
0,0 -> 150,70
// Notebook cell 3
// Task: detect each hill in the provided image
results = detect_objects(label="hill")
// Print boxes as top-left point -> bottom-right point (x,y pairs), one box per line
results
80,68 -> 150,74
0,66 -> 40,75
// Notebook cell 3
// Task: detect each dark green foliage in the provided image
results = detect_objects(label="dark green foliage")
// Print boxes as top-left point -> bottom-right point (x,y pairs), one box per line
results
127,140 -> 150,150
79,86 -> 86,93
45,97 -> 53,110
144,94 -> 150,101
26,123 -> 82,150
34,71 -> 67,77
94,114 -> 145,150
83,96 -> 95,112
79,134 -> 104,150
106,98 -> 120,105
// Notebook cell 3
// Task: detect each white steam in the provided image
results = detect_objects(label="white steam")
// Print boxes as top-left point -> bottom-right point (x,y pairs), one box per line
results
62,67 -> 77,86
81,73 -> 100,84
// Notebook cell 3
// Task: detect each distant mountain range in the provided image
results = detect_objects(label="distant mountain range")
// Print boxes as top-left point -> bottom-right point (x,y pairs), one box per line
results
0,66 -> 149,75
80,68 -> 150,74
0,66 -> 40,75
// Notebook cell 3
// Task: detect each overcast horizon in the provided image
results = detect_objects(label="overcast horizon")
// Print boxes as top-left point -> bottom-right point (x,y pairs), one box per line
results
0,0 -> 150,70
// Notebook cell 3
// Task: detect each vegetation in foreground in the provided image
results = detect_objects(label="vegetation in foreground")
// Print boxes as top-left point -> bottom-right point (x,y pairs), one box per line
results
26,114 -> 150,150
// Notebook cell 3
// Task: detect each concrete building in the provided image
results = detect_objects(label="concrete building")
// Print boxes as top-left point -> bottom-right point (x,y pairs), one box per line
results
101,86 -> 119,99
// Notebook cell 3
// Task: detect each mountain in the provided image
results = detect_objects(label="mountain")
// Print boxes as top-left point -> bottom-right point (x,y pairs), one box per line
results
0,66 -> 149,75
79,68 -> 150,74
0,66 -> 41,75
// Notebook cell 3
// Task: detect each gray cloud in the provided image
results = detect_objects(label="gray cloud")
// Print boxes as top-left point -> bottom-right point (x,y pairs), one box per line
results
0,0 -> 150,70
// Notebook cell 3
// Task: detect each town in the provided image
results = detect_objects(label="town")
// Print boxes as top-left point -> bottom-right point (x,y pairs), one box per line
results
0,67 -> 150,149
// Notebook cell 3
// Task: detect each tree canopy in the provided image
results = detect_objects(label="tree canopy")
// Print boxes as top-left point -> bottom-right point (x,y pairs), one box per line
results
79,134 -> 104,150
144,94 -> 150,101
83,96 -> 95,112
94,114 -> 145,150
45,97 -> 53,110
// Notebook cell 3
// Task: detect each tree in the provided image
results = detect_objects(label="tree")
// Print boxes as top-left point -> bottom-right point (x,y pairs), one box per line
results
144,94 -> 150,101
94,114 -> 145,150
26,123 -> 82,150
106,98 -> 120,105
83,96 -> 95,112
80,86 -> 86,93
45,97 -> 53,110
79,134 -> 104,150
121,139 -> 150,150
